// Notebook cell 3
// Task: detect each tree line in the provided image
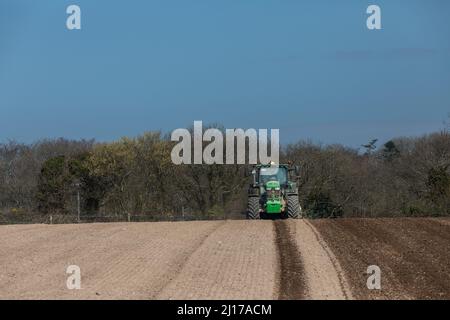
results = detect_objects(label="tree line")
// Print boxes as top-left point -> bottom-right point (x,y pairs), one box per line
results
0,127 -> 449,222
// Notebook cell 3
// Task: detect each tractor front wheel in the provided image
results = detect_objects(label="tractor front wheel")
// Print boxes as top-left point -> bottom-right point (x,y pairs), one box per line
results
287,195 -> 302,219
247,197 -> 260,220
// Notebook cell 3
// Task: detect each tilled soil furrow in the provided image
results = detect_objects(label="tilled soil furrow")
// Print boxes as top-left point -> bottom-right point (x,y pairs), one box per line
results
311,218 -> 450,300
274,220 -> 306,300
0,221 -> 222,299
299,220 -> 353,299
157,220 -> 277,300
312,219 -> 415,299
366,218 -> 450,299
2,218 -> 449,300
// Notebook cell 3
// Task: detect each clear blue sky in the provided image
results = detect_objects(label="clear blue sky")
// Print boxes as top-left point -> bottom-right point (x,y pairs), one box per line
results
1,0 -> 449,147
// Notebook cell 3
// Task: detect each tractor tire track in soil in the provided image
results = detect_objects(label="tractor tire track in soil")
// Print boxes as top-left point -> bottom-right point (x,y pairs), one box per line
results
298,220 -> 353,299
274,220 -> 306,300
158,220 -> 277,299
150,220 -> 227,299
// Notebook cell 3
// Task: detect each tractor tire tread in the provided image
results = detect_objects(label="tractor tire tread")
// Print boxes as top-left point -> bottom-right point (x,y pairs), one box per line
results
287,195 -> 302,219
247,197 -> 260,220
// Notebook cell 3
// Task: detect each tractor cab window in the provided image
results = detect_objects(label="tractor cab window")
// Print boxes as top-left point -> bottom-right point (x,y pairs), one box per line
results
258,167 -> 287,185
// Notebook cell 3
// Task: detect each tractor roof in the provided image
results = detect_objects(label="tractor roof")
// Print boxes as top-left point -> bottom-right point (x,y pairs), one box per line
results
255,164 -> 290,168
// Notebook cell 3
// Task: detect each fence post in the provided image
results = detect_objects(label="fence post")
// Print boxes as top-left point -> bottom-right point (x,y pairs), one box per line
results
77,189 -> 81,223
127,213 -> 131,223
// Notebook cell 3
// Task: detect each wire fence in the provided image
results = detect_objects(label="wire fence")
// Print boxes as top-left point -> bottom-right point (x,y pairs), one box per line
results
1,200 -> 427,225
0,212 -> 245,225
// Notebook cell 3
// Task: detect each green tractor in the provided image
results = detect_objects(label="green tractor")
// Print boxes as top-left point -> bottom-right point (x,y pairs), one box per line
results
247,163 -> 302,219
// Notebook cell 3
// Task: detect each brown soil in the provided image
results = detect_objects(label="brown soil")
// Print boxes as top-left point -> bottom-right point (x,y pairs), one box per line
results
157,220 -> 277,299
0,221 -> 221,299
274,220 -> 306,299
293,220 -> 353,299
1,218 -> 449,300
311,218 -> 450,299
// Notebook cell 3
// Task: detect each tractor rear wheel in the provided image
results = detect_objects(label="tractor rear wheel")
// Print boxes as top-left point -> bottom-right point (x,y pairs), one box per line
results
247,197 -> 260,220
287,195 -> 302,219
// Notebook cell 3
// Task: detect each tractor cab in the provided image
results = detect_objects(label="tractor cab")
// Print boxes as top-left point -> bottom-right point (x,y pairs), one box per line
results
258,166 -> 288,186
